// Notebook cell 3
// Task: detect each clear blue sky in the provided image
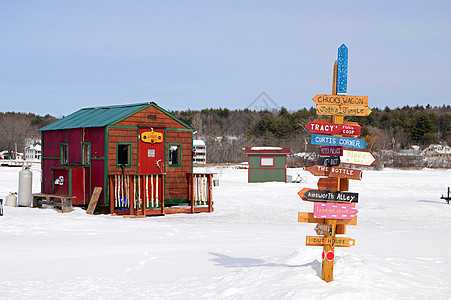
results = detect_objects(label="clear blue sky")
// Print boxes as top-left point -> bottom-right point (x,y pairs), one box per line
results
1,0 -> 450,116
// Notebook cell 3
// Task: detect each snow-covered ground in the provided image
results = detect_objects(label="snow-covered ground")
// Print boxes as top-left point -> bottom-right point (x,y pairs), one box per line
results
1,165 -> 450,299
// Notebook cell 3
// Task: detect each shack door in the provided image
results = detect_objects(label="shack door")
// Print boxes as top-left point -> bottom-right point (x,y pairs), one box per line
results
138,128 -> 164,174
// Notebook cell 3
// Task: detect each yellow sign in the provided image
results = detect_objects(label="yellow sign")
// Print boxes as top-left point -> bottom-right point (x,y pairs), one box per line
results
306,236 -> 355,247
140,129 -> 163,144
313,94 -> 368,106
316,104 -> 372,116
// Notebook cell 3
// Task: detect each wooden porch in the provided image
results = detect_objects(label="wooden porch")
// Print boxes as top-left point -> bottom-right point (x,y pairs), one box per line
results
109,173 -> 214,216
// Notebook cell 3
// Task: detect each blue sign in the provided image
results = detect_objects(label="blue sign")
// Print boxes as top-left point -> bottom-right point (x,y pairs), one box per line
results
311,134 -> 367,150
337,44 -> 348,94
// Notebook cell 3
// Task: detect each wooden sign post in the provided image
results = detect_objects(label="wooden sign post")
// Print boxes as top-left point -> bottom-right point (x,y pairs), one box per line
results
298,44 -> 373,282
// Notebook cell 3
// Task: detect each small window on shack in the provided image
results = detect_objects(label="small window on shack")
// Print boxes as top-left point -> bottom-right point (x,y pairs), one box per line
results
168,144 -> 181,167
117,143 -> 132,168
60,143 -> 69,165
82,142 -> 91,166
260,157 -> 274,167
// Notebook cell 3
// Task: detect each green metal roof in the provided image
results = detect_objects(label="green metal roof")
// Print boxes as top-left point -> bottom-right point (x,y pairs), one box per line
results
40,102 -> 193,131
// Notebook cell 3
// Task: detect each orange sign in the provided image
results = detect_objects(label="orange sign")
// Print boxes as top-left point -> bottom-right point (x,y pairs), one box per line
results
298,212 -> 357,226
313,94 -> 368,106
306,236 -> 355,247
316,105 -> 372,116
140,129 -> 163,144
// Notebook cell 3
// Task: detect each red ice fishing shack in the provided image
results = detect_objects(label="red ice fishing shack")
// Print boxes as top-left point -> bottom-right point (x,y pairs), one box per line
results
39,102 -> 214,215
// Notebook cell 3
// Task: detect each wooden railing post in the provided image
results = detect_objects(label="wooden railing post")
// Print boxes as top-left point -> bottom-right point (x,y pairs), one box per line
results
207,174 -> 213,212
161,174 -> 165,215
129,176 -> 134,214
141,176 -> 146,216
109,176 -> 115,215
190,174 -> 195,213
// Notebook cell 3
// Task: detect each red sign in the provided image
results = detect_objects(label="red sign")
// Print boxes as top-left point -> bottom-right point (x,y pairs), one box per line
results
320,146 -> 343,156
305,121 -> 361,136
325,250 -> 334,261
317,178 -> 339,191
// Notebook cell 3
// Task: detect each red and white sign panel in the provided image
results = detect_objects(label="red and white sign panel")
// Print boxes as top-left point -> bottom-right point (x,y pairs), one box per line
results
305,121 -> 361,136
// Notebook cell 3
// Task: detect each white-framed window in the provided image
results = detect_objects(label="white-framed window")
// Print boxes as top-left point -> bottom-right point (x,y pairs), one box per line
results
260,157 -> 275,167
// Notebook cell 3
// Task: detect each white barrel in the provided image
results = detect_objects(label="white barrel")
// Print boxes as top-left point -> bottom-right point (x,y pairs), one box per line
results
5,192 -> 17,207
18,167 -> 32,207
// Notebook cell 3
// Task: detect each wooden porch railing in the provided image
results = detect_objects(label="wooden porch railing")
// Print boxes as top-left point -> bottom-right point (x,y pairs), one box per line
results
109,174 -> 165,215
109,173 -> 214,216
188,173 -> 213,213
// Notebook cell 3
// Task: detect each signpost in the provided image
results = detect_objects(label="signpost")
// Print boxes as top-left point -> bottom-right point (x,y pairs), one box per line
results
311,134 -> 367,150
341,149 -> 376,166
313,202 -> 358,220
298,188 -> 358,203
297,44 -> 372,282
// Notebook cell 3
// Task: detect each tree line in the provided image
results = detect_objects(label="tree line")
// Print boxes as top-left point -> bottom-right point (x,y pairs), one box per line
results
1,105 -> 450,164
0,112 -> 57,158
172,105 -> 451,163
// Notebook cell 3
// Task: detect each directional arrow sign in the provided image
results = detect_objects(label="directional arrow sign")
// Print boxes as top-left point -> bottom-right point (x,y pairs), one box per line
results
298,212 -> 357,226
316,104 -> 372,116
341,149 -> 376,166
306,119 -> 361,136
313,94 -> 368,106
306,236 -> 355,247
298,188 -> 358,203
311,134 -> 367,150
305,165 -> 362,181
313,202 -> 358,220
305,165 -> 331,177
328,166 -> 362,181
315,223 -> 332,236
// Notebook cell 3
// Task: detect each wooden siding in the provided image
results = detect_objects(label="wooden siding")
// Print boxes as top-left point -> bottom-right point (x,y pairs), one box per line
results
108,128 -> 138,175
43,130 -> 68,157
107,126 -> 193,202
114,106 -> 188,129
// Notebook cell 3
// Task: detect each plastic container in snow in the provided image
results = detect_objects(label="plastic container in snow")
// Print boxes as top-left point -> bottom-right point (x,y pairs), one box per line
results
6,192 -> 17,207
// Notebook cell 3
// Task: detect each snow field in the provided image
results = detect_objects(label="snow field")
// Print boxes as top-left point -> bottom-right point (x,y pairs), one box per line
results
0,166 -> 450,299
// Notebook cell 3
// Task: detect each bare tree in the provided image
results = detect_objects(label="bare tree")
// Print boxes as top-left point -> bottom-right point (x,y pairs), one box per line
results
0,114 -> 34,159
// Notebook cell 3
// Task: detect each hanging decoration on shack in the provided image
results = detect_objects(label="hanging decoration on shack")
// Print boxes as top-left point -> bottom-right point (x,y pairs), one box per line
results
140,128 -> 164,144
298,44 -> 374,283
